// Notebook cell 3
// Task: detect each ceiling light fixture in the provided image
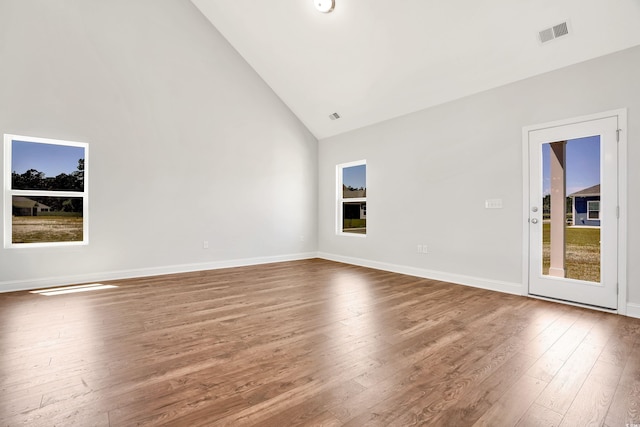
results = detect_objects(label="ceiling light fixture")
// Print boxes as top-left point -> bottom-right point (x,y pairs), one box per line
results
315,0 -> 335,13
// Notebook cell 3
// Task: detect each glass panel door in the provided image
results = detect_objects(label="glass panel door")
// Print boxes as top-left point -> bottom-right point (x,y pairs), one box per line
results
528,116 -> 617,309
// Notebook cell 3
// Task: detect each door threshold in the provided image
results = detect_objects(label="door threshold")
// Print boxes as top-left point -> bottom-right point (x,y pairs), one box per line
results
528,293 -> 618,314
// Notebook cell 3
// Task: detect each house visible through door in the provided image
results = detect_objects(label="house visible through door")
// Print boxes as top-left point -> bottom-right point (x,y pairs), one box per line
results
526,114 -> 621,310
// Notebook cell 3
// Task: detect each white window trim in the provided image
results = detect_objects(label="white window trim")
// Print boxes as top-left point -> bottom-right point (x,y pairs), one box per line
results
587,200 -> 600,220
4,134 -> 89,248
336,159 -> 366,237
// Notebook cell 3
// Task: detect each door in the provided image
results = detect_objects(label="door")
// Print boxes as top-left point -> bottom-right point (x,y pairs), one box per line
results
527,115 -> 618,309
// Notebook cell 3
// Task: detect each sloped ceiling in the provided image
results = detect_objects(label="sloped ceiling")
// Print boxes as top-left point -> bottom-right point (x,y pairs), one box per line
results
191,0 -> 640,139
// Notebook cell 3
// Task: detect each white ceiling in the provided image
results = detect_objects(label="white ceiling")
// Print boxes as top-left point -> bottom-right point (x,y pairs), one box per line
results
191,0 -> 640,139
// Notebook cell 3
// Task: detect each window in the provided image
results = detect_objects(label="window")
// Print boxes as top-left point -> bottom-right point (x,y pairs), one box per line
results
337,160 -> 366,236
4,134 -> 88,247
587,200 -> 600,220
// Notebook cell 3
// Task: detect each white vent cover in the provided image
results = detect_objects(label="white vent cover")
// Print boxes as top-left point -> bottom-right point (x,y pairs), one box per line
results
539,28 -> 554,43
329,112 -> 341,120
553,22 -> 568,38
539,21 -> 570,44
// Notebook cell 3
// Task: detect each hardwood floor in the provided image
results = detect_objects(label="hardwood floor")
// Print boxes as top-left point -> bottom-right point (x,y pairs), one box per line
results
1,258 -> 639,426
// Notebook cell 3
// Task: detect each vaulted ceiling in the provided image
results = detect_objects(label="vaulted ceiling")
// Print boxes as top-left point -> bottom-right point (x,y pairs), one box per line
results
191,0 -> 640,139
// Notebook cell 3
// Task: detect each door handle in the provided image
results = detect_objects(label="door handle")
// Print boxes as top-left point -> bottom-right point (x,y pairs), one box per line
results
531,218 -> 538,224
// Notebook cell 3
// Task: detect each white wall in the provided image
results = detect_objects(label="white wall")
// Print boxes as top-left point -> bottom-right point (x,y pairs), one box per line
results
0,0 -> 318,291
318,46 -> 640,310
1,1 -> 638,315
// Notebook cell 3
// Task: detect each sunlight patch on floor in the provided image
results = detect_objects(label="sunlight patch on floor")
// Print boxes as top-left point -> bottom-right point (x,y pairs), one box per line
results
30,283 -> 118,296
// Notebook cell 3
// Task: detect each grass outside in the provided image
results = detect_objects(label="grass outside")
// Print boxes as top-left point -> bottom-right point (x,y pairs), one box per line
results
343,219 -> 366,234
542,223 -> 600,283
12,216 -> 83,243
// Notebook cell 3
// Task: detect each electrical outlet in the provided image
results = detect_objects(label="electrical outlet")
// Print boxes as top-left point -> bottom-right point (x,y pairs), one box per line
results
422,244 -> 428,254
485,198 -> 503,209
203,241 -> 209,249
417,244 -> 422,253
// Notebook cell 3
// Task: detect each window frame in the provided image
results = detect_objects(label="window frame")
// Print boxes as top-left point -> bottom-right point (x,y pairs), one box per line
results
587,200 -> 600,220
4,134 -> 89,248
336,159 -> 367,237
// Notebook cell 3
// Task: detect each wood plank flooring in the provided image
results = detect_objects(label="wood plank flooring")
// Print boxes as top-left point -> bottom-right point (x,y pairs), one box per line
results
1,258 -> 639,426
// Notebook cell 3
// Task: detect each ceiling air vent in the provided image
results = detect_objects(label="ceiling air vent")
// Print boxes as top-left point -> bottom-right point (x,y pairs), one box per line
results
553,22 -> 568,38
539,28 -> 554,43
329,112 -> 341,120
539,21 -> 569,44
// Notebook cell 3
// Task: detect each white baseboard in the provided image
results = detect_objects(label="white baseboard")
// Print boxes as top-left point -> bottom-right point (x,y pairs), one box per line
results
0,252 -> 318,293
626,303 -> 640,319
317,252 -> 524,296
8,251 -> 634,318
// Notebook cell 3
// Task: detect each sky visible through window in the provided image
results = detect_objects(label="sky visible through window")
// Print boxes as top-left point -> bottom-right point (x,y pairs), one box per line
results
8,137 -> 87,245
12,140 -> 85,176
542,135 -> 600,196
343,164 -> 366,189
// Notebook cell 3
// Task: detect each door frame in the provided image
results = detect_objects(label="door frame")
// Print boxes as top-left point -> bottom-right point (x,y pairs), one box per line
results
522,109 -> 627,314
